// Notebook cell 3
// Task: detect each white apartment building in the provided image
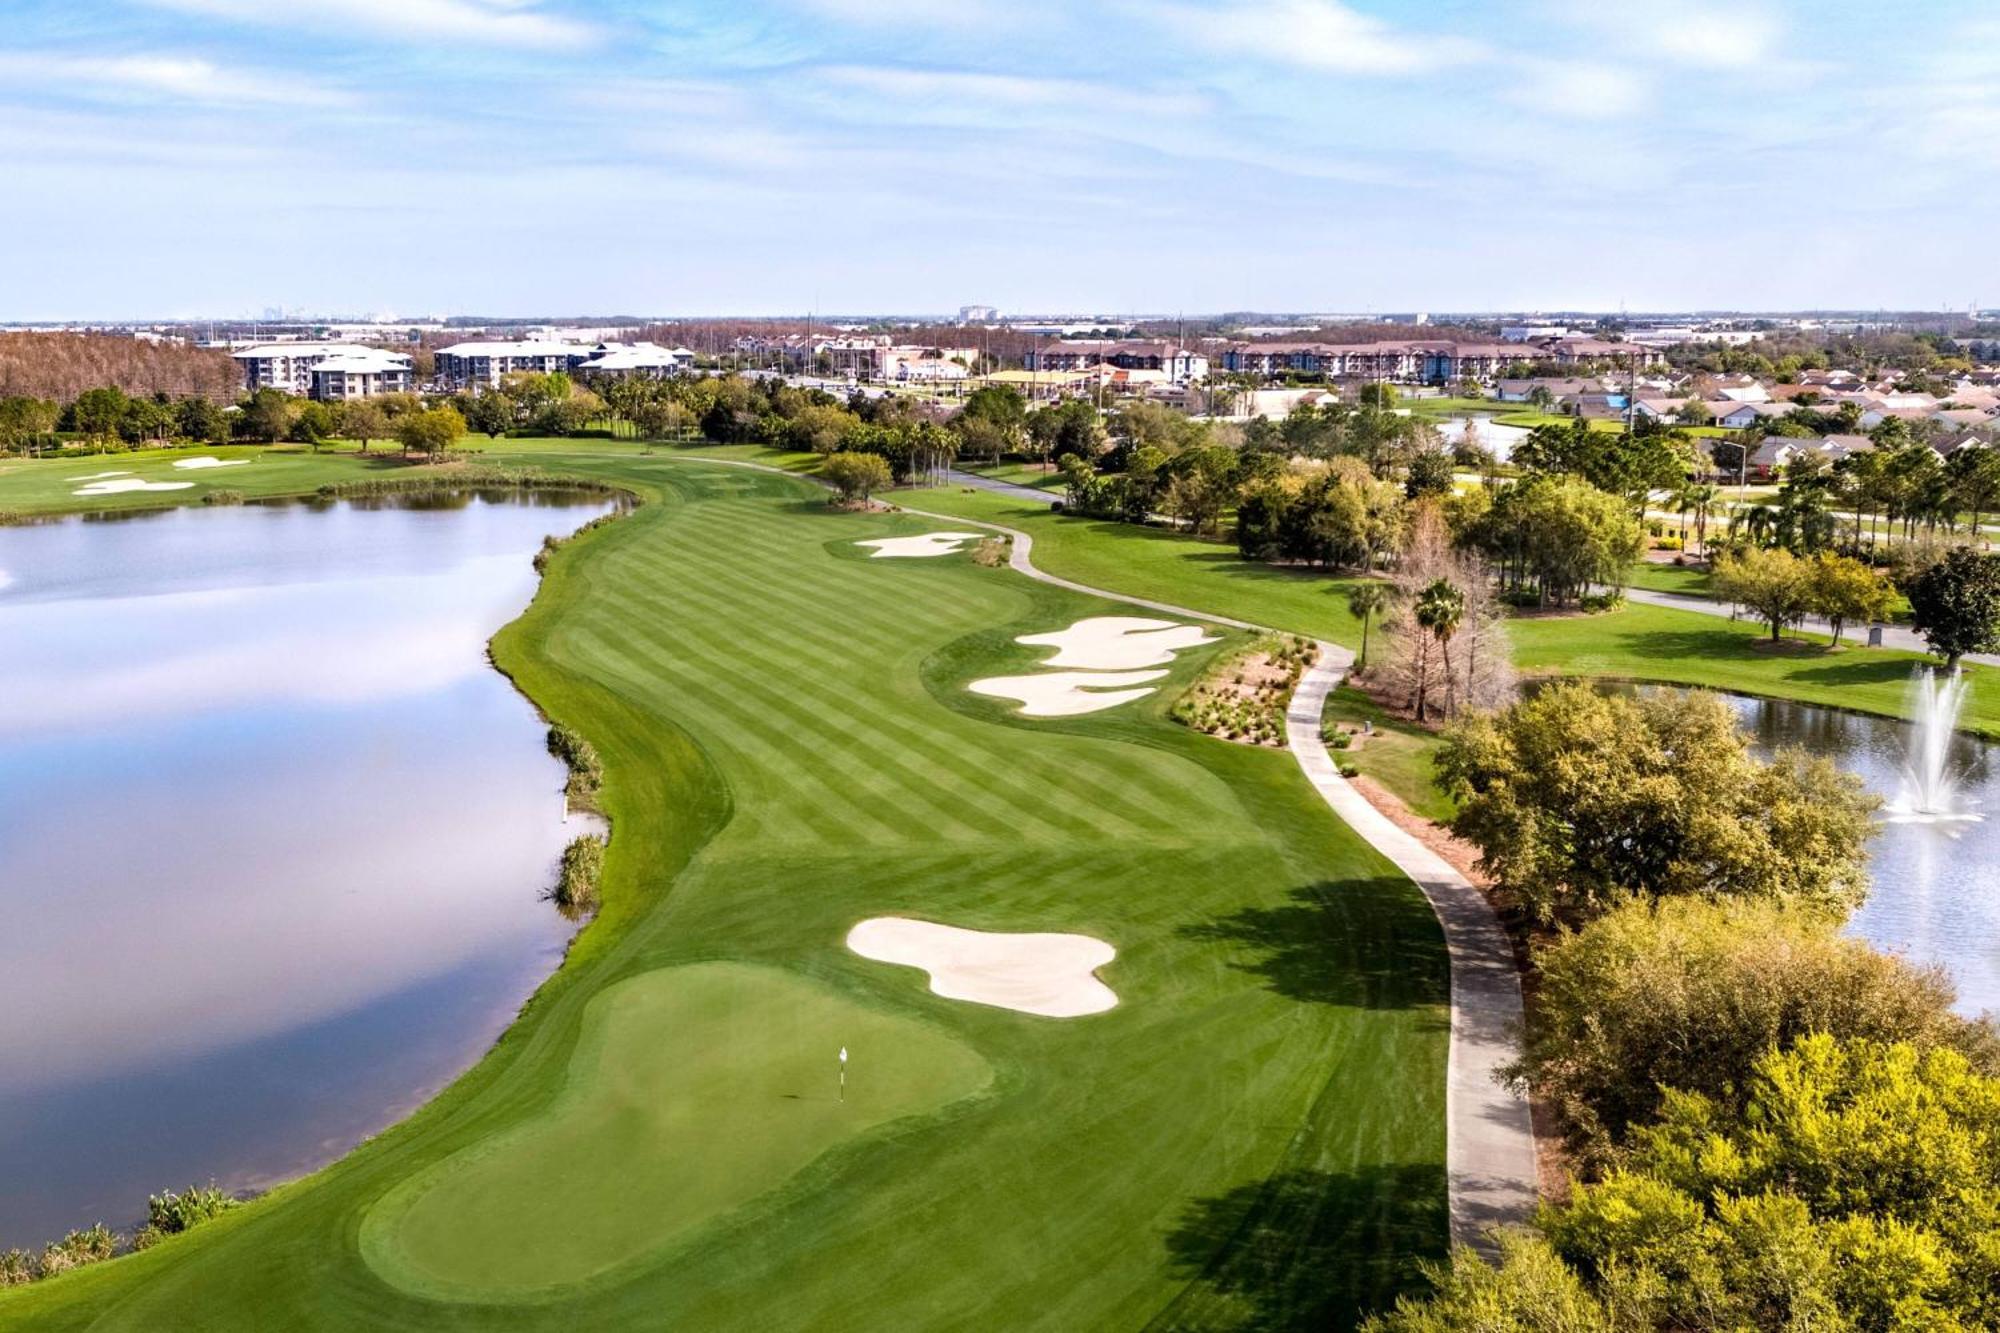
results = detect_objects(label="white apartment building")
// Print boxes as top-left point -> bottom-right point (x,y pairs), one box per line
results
573,342 -> 697,380
309,348 -> 415,400
233,342 -> 351,395
233,342 -> 414,400
434,341 -> 591,389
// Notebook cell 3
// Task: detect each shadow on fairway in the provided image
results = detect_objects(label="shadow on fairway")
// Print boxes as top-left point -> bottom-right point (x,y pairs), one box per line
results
1153,1164 -> 1447,1332
1179,882 -> 1449,1015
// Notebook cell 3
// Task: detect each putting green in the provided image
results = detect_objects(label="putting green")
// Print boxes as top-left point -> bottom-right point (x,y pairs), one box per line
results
362,961 -> 991,1299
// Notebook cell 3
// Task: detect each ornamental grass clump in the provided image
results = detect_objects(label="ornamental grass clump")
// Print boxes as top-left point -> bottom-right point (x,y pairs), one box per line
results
133,1184 -> 239,1251
546,723 -> 603,811
550,834 -> 606,912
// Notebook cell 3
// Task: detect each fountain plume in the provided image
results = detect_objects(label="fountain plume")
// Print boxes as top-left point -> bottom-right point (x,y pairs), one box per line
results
1891,669 -> 1981,824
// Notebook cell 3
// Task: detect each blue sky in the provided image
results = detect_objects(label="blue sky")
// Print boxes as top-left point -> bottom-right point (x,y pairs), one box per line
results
3,0 -> 1995,319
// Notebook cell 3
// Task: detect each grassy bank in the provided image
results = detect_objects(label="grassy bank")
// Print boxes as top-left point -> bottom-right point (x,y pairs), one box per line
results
0,452 -> 1447,1329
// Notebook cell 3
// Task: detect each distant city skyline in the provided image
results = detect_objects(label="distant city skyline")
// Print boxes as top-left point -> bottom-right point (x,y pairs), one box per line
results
4,0 -> 1996,320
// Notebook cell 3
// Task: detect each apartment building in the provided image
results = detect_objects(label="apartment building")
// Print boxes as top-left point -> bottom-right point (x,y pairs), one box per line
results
233,342 -> 351,395
232,342 -> 413,399
572,342 -> 698,380
1022,340 -> 1208,381
309,348 -> 414,400
1220,340 -> 1514,383
434,340 -> 591,389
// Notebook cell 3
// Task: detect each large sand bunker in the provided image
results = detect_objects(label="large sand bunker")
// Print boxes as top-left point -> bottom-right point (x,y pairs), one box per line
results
72,478 -> 196,496
969,669 -> 1165,717
172,456 -> 250,470
857,532 -> 985,559
847,918 -> 1117,1017
1018,616 -> 1217,670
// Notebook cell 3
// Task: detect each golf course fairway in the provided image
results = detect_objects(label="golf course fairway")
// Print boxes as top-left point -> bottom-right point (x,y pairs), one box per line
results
0,452 -> 1448,1331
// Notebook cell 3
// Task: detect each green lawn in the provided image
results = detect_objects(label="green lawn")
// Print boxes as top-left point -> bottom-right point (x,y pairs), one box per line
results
0,453 -> 1446,1330
1510,603 -> 2000,737
1319,687 -> 1454,825
895,484 -> 1372,647
0,443 -> 401,514
1624,561 -> 1715,596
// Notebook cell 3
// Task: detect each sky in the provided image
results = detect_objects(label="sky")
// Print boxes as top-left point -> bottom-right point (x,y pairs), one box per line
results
2,0 -> 1996,319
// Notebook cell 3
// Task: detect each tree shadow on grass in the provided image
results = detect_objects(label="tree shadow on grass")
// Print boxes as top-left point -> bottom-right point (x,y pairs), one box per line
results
1152,1164 -> 1447,1332
1180,881 -> 1449,1015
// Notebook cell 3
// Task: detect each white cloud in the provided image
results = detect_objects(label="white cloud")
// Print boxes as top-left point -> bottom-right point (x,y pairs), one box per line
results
789,0 -> 1007,27
815,65 -> 1208,120
0,51 -> 351,106
143,0 -> 602,51
1147,0 -> 1484,76
1553,0 -> 1783,71
1509,60 -> 1652,120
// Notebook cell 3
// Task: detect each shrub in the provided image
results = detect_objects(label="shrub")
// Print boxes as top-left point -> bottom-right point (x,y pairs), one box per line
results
0,1250 -> 32,1287
132,1184 -> 239,1250
36,1225 -> 115,1278
1511,896 -> 1992,1164
200,489 -> 245,506
551,834 -> 606,911
1339,763 -> 1360,778
546,723 -> 602,809
971,537 -> 1007,567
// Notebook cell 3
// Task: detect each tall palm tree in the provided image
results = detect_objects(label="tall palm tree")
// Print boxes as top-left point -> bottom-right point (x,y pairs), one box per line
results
1346,583 -> 1389,671
1413,578 -> 1466,721
1685,481 -> 1719,556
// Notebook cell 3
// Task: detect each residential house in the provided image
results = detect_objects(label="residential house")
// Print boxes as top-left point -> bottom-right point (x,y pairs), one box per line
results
1709,401 -> 1766,429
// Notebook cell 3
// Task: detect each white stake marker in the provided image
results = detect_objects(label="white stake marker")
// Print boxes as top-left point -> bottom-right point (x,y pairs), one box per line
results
838,1046 -> 848,1102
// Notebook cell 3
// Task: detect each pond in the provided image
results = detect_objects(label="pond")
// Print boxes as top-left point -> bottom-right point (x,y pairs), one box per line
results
1720,692 -> 1999,1017
0,491 -> 614,1250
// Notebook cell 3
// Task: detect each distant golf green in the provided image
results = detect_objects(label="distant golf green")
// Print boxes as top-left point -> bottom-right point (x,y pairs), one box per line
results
0,450 -> 1447,1330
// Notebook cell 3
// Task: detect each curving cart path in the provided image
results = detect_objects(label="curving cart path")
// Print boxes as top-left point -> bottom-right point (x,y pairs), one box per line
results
685,461 -> 1540,1250
895,499 -> 1540,1252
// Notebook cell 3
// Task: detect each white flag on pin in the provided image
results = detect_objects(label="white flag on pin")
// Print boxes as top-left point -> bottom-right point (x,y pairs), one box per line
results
839,1047 -> 848,1063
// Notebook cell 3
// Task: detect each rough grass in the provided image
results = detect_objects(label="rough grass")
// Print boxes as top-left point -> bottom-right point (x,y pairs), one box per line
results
0,455 -> 1447,1330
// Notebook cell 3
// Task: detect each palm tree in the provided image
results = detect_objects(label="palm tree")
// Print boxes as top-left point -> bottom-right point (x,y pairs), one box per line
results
1685,482 -> 1719,556
1413,578 -> 1466,722
1346,583 -> 1389,671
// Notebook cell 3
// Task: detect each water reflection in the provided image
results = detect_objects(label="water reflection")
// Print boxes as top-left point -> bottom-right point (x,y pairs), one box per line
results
0,493 -> 612,1247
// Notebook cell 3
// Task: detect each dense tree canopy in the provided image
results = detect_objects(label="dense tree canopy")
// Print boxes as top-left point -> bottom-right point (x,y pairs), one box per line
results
1909,547 -> 2000,667
1437,683 -> 1878,924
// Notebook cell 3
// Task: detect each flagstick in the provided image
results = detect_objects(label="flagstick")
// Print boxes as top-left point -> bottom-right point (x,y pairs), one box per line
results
838,1046 -> 848,1103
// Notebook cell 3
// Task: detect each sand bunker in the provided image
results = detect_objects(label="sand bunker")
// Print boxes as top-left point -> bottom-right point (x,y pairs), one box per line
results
969,669 -> 1166,717
847,918 -> 1117,1017
1018,616 -> 1217,670
172,456 -> 250,470
70,470 -> 132,481
72,478 -> 196,496
857,532 -> 985,558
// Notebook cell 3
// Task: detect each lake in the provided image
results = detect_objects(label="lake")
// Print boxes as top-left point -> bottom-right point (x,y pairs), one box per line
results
1724,693 -> 2000,1017
0,491 -> 613,1249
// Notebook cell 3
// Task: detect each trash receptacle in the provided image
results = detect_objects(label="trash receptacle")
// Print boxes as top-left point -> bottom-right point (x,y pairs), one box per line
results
1867,625 -> 1883,648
